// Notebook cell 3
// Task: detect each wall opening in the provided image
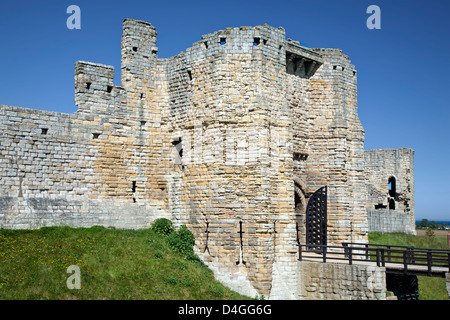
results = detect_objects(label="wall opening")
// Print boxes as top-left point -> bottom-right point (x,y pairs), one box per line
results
375,203 -> 387,209
132,46 -> 138,52
132,181 -> 136,203
172,138 -> 183,166
253,37 -> 260,46
389,199 -> 396,210
41,128 -> 48,135
92,133 -> 100,139
388,176 -> 396,197
220,38 -> 226,45
107,85 -> 113,93
86,82 -> 91,89
286,52 -> 320,78
187,70 -> 193,81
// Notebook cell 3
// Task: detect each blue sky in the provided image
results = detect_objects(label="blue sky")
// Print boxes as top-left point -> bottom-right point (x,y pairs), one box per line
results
1,0 -> 449,221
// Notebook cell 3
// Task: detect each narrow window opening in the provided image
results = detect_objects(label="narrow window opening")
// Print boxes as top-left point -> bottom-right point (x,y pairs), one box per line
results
204,41 -> 208,49
389,199 -> 396,210
187,70 -> 193,81
279,45 -> 283,50
140,93 -> 144,100
388,176 -> 396,197
92,133 -> 100,139
263,39 -> 267,45
220,37 -> 226,45
253,37 -> 260,46
152,49 -> 158,54
333,66 -> 337,70
353,71 -> 356,76
106,85 -> 113,93
86,82 -> 91,89
132,46 -> 138,52
132,181 -> 136,203
140,121 -> 146,126
41,128 -> 48,135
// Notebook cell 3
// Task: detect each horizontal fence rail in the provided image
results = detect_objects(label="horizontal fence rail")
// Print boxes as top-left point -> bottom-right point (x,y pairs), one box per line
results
297,243 -> 450,277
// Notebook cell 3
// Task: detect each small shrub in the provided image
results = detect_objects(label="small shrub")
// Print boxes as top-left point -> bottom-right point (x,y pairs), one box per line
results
167,225 -> 199,262
151,218 -> 174,236
425,227 -> 435,240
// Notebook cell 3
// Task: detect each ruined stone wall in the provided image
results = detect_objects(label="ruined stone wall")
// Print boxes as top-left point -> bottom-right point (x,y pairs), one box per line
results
365,148 -> 415,234
0,20 -> 173,230
0,104 -> 169,229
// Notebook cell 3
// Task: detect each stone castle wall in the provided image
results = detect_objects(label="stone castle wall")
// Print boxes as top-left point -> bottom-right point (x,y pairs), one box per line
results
0,19 -> 414,298
296,261 -> 386,300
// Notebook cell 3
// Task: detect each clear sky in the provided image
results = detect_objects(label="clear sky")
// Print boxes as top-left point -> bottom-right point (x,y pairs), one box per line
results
1,0 -> 449,221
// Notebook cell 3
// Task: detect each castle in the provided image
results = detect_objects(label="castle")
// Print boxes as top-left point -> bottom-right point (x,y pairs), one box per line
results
0,19 -> 415,299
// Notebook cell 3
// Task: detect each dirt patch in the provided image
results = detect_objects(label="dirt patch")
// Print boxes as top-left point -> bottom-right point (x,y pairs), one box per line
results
416,230 -> 449,236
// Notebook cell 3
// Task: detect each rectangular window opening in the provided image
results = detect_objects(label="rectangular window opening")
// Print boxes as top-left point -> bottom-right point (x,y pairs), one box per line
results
187,70 -> 193,81
220,38 -> 226,45
86,82 -> 91,89
41,128 -> 48,135
107,85 -> 113,93
253,37 -> 260,46
374,203 -> 387,209
92,133 -> 100,139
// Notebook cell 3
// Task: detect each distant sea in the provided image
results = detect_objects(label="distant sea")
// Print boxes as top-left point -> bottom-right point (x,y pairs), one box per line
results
415,220 -> 450,225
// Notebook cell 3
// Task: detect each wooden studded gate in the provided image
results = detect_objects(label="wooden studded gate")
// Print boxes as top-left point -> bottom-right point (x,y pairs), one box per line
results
305,186 -> 327,252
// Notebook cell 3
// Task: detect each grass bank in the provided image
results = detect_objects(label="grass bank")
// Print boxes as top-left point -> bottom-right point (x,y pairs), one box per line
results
0,226 -> 250,300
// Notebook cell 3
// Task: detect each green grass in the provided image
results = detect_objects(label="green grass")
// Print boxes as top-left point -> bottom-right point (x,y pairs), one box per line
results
369,231 -> 449,300
0,226 -> 250,300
